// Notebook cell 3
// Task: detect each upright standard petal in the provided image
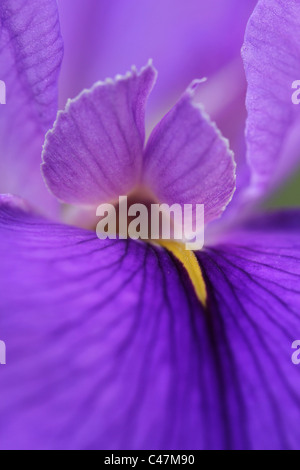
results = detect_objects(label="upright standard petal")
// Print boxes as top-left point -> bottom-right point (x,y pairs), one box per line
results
242,0 -> 300,192
57,0 -> 256,120
42,63 -> 156,205
0,0 -> 63,214
143,81 -> 236,225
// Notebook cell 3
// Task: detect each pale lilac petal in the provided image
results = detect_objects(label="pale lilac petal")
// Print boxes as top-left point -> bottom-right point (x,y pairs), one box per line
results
242,0 -> 300,193
57,0 -> 256,204
42,64 -> 156,205
143,81 -> 236,225
0,0 -> 63,214
57,0 -> 256,121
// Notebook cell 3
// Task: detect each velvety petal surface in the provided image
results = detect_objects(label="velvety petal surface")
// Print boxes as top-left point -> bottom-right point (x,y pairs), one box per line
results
198,210 -> 300,449
42,64 -> 156,206
0,195 -> 210,450
143,82 -> 236,225
1,197 -> 300,449
242,0 -> 300,193
0,0 -> 63,214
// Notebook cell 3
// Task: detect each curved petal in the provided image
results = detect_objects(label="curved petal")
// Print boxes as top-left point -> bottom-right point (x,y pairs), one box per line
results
42,63 -> 156,206
198,210 -> 300,449
0,195 -> 207,450
143,81 -> 236,225
242,0 -> 300,193
57,0 -> 256,121
0,0 -> 63,215
1,198 -> 300,449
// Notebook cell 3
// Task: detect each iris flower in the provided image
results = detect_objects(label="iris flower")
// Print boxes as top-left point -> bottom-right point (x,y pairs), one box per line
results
0,0 -> 300,450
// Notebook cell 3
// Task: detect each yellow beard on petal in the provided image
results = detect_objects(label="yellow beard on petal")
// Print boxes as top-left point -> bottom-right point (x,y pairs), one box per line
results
154,240 -> 207,308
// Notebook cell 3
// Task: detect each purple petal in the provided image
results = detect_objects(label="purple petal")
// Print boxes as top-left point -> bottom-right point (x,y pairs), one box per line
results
57,1 -> 256,204
143,81 -> 236,224
0,196 -> 209,450
57,0 -> 256,120
0,0 -> 63,214
1,197 -> 299,449
242,0 -> 300,193
42,63 -> 156,205
198,210 -> 300,449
